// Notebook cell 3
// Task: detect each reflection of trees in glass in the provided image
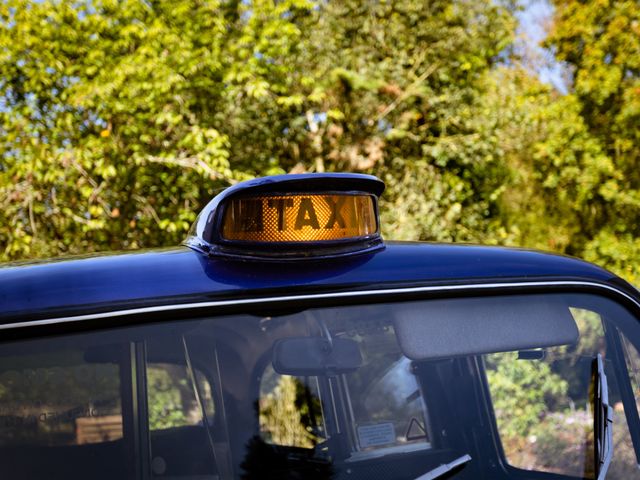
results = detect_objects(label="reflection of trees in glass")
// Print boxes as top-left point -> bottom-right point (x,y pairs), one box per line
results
146,364 -> 214,431
147,366 -> 191,430
0,352 -> 120,407
0,350 -> 121,446
259,375 -> 322,448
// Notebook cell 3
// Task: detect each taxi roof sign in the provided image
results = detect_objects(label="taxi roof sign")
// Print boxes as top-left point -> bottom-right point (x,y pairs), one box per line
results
186,173 -> 385,259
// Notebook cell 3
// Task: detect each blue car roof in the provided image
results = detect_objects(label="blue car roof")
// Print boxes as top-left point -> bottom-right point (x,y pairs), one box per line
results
0,242 -> 627,324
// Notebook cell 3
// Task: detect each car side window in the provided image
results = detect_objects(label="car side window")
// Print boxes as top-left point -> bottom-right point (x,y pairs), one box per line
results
0,341 -> 129,480
0,349 -> 122,446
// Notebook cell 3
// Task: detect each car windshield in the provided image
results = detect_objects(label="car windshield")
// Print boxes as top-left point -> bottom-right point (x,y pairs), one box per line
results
1,292 -> 640,479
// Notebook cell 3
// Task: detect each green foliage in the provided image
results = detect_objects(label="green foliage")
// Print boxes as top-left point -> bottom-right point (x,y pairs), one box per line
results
259,375 -> 321,448
0,0 -> 518,259
147,367 -> 191,431
0,0 -> 311,258
481,67 -> 613,252
541,0 -> 640,281
486,353 -> 568,439
0,0 -> 638,287
584,231 -> 640,285
289,0 -> 517,242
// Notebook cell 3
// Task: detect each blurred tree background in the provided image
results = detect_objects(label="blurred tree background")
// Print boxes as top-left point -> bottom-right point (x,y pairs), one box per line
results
0,0 -> 638,283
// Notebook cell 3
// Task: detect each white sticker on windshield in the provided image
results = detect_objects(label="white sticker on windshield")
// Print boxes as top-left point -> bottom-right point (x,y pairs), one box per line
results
357,422 -> 396,448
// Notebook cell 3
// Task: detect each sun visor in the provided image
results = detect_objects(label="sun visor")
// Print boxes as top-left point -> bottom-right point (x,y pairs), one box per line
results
394,295 -> 579,361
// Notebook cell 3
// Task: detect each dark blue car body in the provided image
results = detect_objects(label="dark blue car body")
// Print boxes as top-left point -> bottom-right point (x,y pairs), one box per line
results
0,242 -> 633,325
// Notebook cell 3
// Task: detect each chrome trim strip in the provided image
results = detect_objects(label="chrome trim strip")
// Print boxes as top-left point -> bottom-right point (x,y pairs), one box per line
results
2,280 -> 638,331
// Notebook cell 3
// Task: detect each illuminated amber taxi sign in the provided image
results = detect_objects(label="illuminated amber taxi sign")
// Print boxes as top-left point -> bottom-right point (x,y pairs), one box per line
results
186,173 -> 385,258
221,194 -> 377,242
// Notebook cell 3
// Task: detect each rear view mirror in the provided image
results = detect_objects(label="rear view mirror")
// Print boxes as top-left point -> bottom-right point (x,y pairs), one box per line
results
273,337 -> 362,376
394,295 -> 579,360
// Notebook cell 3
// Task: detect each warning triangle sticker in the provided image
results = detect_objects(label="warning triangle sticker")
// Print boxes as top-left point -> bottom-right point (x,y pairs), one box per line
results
405,417 -> 427,441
